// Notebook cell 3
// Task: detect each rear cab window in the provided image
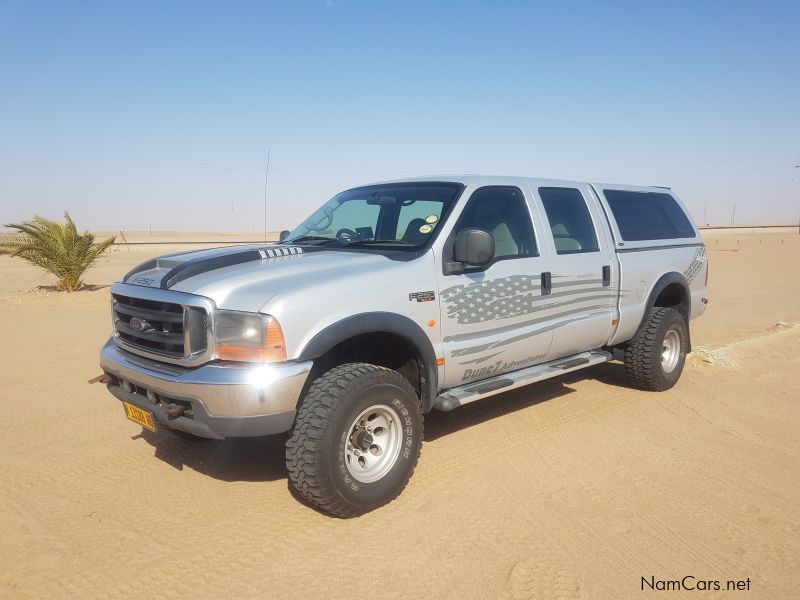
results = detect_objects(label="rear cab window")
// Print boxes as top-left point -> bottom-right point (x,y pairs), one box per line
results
602,189 -> 696,241
538,187 -> 600,254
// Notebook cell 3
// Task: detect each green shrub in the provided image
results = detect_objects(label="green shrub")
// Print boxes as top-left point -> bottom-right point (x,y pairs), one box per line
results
0,212 -> 116,292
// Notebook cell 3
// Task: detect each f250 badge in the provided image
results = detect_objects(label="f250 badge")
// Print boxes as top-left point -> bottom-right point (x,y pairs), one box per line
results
409,291 -> 435,302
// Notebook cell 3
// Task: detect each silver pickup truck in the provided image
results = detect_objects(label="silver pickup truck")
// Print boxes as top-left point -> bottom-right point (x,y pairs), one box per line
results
99,175 -> 708,516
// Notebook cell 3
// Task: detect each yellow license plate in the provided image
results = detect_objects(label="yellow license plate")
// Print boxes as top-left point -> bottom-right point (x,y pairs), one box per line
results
123,401 -> 156,432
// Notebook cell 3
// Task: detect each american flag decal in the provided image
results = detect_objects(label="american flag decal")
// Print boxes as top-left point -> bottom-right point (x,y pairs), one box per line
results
440,275 -> 541,324
440,275 -> 617,325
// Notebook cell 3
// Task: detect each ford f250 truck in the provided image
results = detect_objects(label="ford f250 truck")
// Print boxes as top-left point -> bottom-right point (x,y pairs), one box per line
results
99,176 -> 708,517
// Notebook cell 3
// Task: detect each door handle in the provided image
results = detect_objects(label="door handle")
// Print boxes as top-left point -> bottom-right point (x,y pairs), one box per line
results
602,265 -> 611,287
541,271 -> 552,295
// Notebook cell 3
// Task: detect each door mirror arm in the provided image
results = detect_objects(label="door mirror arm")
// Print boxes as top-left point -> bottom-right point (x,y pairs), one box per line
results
443,261 -> 465,276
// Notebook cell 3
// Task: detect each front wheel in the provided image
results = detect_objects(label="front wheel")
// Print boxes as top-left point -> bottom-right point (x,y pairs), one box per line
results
624,307 -> 688,391
285,363 -> 423,517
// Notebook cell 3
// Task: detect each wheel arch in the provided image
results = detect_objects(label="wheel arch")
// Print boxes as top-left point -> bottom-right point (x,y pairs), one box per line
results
636,272 -> 692,350
297,312 -> 439,412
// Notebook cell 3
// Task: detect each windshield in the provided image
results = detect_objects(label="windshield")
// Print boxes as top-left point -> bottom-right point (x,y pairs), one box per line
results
282,182 -> 463,251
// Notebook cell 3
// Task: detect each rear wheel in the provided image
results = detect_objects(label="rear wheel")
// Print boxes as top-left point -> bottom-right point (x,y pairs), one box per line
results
624,307 -> 688,391
285,363 -> 423,517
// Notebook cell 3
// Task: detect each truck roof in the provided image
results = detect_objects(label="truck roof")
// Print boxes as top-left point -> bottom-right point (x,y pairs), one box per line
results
371,174 -> 671,193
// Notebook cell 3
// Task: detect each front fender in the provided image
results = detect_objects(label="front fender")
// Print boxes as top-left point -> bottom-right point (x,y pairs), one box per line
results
298,312 -> 439,412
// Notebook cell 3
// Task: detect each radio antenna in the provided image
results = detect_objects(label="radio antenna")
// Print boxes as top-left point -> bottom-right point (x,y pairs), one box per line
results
263,148 -> 271,244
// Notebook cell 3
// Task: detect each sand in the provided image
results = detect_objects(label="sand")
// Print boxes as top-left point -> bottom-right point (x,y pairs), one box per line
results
1,228 -> 798,599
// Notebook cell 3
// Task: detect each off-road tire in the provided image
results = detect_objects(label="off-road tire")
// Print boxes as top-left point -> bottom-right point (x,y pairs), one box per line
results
285,363 -> 423,517
624,307 -> 688,391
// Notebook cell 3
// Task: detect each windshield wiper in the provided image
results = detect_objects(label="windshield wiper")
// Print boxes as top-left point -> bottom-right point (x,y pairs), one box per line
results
341,239 -> 414,248
285,235 -> 339,245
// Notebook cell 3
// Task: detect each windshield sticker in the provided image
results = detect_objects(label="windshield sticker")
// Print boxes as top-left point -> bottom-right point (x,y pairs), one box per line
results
425,215 -> 439,224
419,224 -> 433,234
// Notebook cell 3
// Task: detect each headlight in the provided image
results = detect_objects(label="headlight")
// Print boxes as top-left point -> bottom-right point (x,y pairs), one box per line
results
214,310 -> 287,362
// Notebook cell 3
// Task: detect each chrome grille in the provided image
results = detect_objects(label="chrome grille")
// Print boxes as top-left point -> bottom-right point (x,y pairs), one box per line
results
112,293 -> 208,359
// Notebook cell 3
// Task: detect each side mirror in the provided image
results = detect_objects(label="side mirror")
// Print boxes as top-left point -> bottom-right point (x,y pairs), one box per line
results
453,228 -> 495,268
279,230 -> 290,242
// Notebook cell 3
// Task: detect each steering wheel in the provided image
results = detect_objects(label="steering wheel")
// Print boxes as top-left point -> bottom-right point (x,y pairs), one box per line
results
336,228 -> 357,241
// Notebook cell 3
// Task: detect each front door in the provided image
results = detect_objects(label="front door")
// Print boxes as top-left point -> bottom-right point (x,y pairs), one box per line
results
436,186 -> 555,388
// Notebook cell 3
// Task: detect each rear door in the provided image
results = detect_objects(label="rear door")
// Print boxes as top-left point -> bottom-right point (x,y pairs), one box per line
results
529,184 -> 618,359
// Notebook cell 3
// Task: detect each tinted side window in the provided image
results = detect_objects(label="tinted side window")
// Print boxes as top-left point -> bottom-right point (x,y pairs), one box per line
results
538,187 -> 599,254
603,190 -> 695,241
454,186 -> 537,261
652,193 -> 695,238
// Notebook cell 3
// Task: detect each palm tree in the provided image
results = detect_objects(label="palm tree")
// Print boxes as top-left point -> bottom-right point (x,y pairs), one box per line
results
0,212 -> 116,292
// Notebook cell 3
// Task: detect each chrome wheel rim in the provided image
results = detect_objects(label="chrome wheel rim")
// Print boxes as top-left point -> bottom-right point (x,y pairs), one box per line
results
344,404 -> 403,484
661,329 -> 681,374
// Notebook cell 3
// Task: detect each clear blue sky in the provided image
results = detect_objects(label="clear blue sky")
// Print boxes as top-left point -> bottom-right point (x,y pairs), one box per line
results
1,0 -> 799,232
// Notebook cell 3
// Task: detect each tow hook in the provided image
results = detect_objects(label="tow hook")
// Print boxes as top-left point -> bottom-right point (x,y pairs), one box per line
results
87,373 -> 114,384
162,402 -> 188,418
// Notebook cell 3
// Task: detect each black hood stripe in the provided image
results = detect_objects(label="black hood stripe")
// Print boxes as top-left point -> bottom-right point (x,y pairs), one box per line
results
122,246 -> 303,288
160,246 -> 303,289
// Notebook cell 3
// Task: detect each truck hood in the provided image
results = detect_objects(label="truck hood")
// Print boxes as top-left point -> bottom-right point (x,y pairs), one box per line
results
121,244 -> 398,312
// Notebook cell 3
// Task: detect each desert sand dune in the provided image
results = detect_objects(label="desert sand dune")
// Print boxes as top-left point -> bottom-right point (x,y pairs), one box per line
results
0,228 -> 798,599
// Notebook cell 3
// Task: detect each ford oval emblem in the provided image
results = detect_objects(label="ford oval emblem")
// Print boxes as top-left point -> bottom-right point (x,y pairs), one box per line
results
129,317 -> 150,332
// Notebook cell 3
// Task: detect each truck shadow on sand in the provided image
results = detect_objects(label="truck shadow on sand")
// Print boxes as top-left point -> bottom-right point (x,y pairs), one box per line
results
134,361 -> 629,482
135,428 -> 289,482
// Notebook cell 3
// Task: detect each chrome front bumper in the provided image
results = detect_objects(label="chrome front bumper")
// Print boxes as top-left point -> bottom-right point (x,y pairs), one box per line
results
100,339 -> 312,439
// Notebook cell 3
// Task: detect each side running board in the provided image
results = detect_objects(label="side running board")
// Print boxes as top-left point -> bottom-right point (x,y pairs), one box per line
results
433,350 -> 612,412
